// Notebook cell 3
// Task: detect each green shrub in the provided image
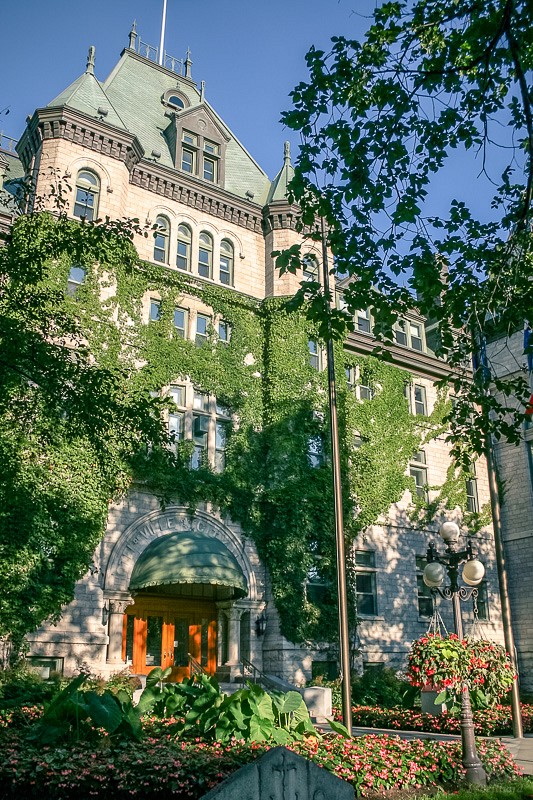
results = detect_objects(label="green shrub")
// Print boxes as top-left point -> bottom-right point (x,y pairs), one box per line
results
350,668 -> 418,708
0,665 -> 61,709
139,668 -> 317,744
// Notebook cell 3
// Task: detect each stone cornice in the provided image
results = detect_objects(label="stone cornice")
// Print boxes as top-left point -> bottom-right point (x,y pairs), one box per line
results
344,330 -> 463,381
131,161 -> 264,233
262,200 -> 300,233
16,106 -> 145,173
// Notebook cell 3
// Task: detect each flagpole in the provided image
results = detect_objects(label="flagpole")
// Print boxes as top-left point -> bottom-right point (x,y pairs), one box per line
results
159,0 -> 168,66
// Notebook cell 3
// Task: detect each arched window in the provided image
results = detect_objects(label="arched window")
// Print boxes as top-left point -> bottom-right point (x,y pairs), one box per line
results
176,224 -> 192,271
153,216 -> 170,263
168,95 -> 185,109
73,170 -> 100,221
198,231 -> 213,279
219,239 -> 234,286
302,254 -> 319,282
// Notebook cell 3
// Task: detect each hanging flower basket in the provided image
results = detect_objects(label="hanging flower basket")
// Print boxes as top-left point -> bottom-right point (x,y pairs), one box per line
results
407,633 -> 515,710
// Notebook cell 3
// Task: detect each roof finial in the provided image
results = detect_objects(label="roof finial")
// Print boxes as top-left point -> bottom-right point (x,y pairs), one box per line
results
129,20 -> 138,50
284,140 -> 291,166
185,47 -> 192,79
86,46 -> 96,75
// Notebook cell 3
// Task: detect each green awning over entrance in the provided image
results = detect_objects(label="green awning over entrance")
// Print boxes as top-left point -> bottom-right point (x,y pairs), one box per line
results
129,531 -> 248,599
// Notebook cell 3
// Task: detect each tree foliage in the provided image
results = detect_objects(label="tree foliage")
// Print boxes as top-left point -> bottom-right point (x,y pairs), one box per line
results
0,211 -> 462,648
281,0 -> 533,459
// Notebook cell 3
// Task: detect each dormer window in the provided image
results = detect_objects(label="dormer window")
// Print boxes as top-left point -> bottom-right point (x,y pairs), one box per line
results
174,113 -> 226,186
181,131 -> 198,173
203,140 -> 220,183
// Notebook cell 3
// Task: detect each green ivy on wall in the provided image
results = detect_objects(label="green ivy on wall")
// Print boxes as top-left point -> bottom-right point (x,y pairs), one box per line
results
0,213 -> 480,647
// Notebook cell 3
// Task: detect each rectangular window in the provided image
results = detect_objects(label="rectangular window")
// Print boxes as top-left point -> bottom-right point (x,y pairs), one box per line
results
215,421 -> 228,472
193,391 -> 209,412
354,550 -> 377,616
414,385 -> 427,416
218,320 -> 231,343
410,463 -> 428,501
169,386 -> 185,407
168,412 -> 184,442
150,299 -> 161,322
359,382 -> 374,401
309,340 -> 320,370
203,157 -> 217,182
415,556 -> 433,618
196,314 -> 209,345
198,247 -> 212,279
345,367 -> 354,389
66,265 -> 86,296
307,434 -> 324,468
191,413 -> 209,469
466,463 -> 479,512
356,309 -> 371,334
395,320 -> 408,346
410,321 -> 423,351
173,307 -> 187,338
204,140 -> 220,156
183,131 -> 198,146
216,400 -> 230,417
181,149 -> 195,173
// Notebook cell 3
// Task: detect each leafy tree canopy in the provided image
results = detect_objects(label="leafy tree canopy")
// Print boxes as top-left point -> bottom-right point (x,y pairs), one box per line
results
280,0 -> 533,460
0,213 -> 169,648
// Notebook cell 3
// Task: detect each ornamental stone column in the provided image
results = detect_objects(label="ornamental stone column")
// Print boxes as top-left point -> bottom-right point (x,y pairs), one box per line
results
106,599 -> 131,665
225,605 -> 244,679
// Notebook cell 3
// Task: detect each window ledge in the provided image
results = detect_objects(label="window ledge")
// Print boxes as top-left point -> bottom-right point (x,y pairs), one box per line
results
357,615 -> 384,622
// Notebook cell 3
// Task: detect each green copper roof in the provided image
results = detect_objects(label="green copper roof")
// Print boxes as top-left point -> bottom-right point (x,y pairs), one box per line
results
48,48 -> 128,130
268,141 -> 294,203
102,50 -> 271,203
0,151 -> 25,214
129,531 -> 247,598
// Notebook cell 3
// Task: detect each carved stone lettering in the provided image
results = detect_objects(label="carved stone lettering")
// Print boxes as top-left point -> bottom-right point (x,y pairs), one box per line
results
201,747 -> 353,800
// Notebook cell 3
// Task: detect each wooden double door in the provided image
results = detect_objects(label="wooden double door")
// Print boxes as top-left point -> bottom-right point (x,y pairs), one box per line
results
122,595 -> 217,681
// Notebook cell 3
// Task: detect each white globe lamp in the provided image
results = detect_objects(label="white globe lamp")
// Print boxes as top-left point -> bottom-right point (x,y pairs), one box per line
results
439,521 -> 460,544
423,561 -> 446,588
462,558 -> 485,586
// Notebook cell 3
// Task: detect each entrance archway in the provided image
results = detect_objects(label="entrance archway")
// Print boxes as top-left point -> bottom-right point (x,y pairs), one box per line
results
122,530 -> 248,680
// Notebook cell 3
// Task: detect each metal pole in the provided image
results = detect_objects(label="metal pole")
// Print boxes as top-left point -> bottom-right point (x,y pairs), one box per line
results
158,0 -> 168,65
451,592 -> 487,785
320,216 -> 352,732
484,439 -> 524,738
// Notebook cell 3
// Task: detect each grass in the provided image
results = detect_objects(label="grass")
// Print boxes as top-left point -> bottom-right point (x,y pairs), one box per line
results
366,778 -> 533,799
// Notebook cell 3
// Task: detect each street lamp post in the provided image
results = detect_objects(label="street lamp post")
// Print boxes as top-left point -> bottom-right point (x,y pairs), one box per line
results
423,521 -> 487,786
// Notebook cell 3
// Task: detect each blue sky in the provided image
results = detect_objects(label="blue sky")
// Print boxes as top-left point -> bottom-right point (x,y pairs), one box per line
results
1,0 -> 518,223
1,0 -> 377,178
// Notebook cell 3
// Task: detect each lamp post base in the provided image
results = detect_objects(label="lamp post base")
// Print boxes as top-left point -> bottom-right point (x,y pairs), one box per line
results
461,684 -> 486,786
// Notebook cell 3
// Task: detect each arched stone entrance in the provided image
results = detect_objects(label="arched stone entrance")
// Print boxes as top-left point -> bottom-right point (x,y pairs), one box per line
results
102,507 -> 264,681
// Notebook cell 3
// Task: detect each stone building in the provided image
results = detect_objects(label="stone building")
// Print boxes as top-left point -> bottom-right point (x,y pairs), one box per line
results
1,27 -> 507,685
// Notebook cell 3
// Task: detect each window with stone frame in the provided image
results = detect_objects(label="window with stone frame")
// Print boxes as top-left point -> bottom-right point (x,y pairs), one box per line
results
175,117 -> 225,187
153,216 -> 170,264
219,239 -> 234,286
66,265 -> 86,296
308,339 -> 321,370
394,318 -> 426,351
176,224 -> 192,271
198,232 -> 213,279
415,555 -> 434,618
73,170 -> 100,221
166,384 -> 231,470
195,313 -> 210,345
149,298 -> 161,322
218,320 -> 231,344
173,307 -> 188,338
410,449 -> 428,502
354,550 -> 378,616
465,462 -> 479,512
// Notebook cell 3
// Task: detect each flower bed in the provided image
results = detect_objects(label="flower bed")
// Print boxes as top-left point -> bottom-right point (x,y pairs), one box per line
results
338,703 -> 533,736
0,726 -> 520,799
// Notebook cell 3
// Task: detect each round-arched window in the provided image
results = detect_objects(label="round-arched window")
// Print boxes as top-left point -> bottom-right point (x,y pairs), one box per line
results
74,170 -> 100,221
153,216 -> 170,263
219,239 -> 234,286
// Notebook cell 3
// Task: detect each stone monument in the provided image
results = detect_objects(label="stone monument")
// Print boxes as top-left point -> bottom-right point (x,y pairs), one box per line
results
201,745 -> 354,799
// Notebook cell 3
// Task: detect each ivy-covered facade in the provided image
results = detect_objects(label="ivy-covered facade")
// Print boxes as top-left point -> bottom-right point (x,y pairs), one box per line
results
1,26 -> 506,684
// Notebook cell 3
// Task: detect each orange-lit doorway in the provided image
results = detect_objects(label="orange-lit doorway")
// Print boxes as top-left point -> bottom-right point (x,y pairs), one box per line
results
122,595 -> 216,681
